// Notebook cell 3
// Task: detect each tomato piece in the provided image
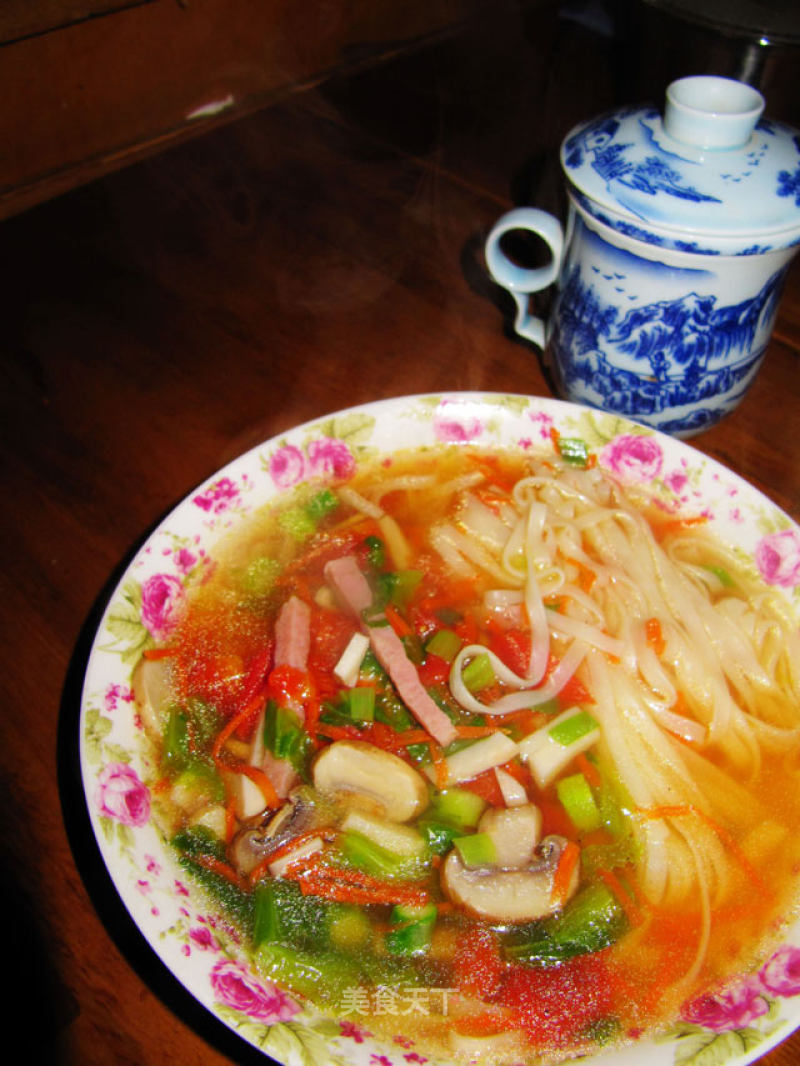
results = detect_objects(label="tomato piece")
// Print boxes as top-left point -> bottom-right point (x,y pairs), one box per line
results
557,671 -> 594,707
418,653 -> 450,687
489,626 -> 531,676
537,794 -> 577,840
453,924 -> 504,999
181,652 -> 246,712
537,651 -> 594,706
309,607 -> 358,674
461,768 -> 506,807
267,664 -> 314,705
499,954 -> 617,1049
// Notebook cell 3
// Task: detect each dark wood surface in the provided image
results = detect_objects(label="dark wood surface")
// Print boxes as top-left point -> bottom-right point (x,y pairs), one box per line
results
0,0 -> 510,220
1,12 -> 799,1064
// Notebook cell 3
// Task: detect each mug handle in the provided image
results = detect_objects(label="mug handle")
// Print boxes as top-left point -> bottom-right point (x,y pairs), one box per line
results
484,207 -> 564,350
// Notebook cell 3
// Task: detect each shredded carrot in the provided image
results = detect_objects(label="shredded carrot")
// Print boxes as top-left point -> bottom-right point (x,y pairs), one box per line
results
543,594 -> 567,613
383,602 -> 414,638
550,840 -> 580,908
454,724 -> 501,739
248,827 -> 335,885
428,740 -> 448,790
211,687 -> 268,759
565,555 -> 596,593
596,868 -> 644,927
285,862 -> 431,906
228,761 -> 281,810
397,728 -> 437,747
314,722 -> 363,743
473,485 -> 510,516
574,752 -> 602,789
143,646 -> 177,660
640,805 -> 772,897
468,454 -> 517,496
657,514 -> 709,539
192,853 -> 247,889
224,796 -> 238,843
645,617 -> 666,657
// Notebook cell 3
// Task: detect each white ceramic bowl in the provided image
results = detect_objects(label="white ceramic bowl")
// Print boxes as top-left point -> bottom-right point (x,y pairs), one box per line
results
79,392 -> 800,1066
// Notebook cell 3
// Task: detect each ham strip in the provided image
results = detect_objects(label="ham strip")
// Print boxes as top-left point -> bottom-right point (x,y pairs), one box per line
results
274,594 -> 311,672
252,594 -> 312,800
324,555 -> 373,615
325,555 -> 458,748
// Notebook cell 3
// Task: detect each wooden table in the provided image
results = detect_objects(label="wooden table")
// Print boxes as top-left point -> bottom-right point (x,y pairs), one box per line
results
1,47 -> 799,1066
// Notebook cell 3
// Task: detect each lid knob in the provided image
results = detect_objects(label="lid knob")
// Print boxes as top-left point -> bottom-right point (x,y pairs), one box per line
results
663,76 -> 764,150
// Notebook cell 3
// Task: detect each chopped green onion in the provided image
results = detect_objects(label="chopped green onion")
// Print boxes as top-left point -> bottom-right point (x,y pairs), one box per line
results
504,881 -> 627,963
556,436 -> 592,467
327,903 -> 372,952
348,685 -> 375,723
705,564 -> 734,587
385,902 -> 437,956
256,942 -> 361,1005
424,628 -> 462,663
556,772 -> 601,833
389,569 -> 423,609
306,488 -> 339,524
363,534 -> 385,569
339,830 -> 423,880
253,881 -> 282,945
419,819 -> 462,855
240,556 -> 281,595
278,507 -> 317,542
428,787 -> 487,829
549,710 -> 599,747
361,606 -> 391,627
461,652 -> 496,693
454,832 -> 497,868
264,701 -> 312,771
163,707 -> 191,770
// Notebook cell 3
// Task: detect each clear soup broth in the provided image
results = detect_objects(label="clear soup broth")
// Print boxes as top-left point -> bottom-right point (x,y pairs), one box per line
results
134,444 -> 800,1064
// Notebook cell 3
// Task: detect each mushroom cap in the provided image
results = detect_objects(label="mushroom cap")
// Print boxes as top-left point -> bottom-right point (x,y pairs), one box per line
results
311,739 -> 429,822
477,804 -> 542,869
441,835 -> 580,923
131,654 -> 173,742
229,790 -> 316,875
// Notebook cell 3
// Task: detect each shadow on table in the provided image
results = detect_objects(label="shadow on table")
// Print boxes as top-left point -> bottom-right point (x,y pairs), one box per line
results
56,530 -> 275,1066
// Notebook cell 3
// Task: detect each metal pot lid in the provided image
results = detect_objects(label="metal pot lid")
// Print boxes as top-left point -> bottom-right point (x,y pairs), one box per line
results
561,76 -> 800,251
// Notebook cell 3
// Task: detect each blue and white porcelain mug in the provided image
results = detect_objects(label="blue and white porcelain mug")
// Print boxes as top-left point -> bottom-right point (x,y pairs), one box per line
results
485,76 -> 800,437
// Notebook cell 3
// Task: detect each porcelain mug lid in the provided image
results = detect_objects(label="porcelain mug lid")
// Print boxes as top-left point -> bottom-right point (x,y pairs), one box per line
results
561,76 -> 800,251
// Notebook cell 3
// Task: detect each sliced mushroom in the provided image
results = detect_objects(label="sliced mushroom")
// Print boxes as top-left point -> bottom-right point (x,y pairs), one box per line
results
229,790 -> 316,876
131,654 -> 173,742
476,804 -> 542,869
441,834 -> 580,923
311,739 -> 429,822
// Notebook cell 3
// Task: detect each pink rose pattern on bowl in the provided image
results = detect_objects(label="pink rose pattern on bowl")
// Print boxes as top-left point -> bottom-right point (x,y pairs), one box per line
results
80,394 -> 800,1066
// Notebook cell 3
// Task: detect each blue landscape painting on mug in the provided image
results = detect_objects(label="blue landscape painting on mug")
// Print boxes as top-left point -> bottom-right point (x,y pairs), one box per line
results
552,265 -> 787,432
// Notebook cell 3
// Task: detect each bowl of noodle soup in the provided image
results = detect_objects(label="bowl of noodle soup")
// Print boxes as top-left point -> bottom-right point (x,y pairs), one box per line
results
80,392 -> 800,1066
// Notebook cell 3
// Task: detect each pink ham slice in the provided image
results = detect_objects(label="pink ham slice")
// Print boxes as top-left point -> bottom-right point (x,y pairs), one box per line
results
324,555 -> 458,748
255,594 -> 312,799
274,594 -> 312,676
